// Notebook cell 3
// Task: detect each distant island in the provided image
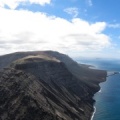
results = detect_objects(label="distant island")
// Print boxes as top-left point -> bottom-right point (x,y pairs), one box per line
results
0,51 -> 107,120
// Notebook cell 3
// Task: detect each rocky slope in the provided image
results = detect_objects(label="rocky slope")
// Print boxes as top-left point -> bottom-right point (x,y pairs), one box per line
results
0,51 -> 107,120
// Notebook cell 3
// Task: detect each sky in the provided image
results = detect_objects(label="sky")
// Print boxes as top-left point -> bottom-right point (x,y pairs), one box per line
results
0,0 -> 120,59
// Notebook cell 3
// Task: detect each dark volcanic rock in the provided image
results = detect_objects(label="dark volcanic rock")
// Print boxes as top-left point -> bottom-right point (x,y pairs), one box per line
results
0,51 -> 107,120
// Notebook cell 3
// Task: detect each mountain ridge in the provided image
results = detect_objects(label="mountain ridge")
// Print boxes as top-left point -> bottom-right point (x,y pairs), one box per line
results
0,51 -> 107,120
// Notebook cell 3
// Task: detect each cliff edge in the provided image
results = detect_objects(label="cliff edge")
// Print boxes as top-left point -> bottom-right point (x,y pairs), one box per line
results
0,51 -> 107,120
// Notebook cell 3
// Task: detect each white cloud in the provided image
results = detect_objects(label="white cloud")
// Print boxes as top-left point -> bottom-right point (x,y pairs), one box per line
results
64,7 -> 79,18
87,0 -> 93,6
0,0 -> 51,9
108,23 -> 120,28
0,8 -> 111,55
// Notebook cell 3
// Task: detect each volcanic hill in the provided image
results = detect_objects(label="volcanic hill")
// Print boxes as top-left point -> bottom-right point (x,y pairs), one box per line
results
0,51 -> 107,120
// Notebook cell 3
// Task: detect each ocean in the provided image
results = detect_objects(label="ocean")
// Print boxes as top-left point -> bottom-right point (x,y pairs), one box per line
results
77,58 -> 120,120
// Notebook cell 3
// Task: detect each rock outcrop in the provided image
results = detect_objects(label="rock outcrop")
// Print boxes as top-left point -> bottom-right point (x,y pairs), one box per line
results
0,51 -> 107,120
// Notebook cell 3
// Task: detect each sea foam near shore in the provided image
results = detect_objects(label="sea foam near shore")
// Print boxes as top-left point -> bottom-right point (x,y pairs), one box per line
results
91,87 -> 102,120
91,106 -> 96,120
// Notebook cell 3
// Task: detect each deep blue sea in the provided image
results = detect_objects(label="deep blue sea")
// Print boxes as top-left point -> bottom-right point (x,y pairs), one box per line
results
77,58 -> 120,120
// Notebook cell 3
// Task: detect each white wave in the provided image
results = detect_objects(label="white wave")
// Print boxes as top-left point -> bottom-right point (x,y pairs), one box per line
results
91,106 -> 96,120
98,89 -> 102,93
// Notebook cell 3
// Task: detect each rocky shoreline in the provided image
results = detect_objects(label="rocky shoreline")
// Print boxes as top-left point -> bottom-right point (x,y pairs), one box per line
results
91,70 -> 120,120
90,83 -> 105,120
0,51 -> 107,120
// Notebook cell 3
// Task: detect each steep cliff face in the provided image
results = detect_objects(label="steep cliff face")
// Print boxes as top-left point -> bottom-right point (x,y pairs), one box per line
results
0,51 -> 107,120
0,51 -> 106,90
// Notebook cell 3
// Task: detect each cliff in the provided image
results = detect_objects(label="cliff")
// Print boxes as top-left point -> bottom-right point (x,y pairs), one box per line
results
0,51 -> 107,120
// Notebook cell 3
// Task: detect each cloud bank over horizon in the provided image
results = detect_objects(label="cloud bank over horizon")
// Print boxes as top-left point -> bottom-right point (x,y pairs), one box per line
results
0,0 -> 112,57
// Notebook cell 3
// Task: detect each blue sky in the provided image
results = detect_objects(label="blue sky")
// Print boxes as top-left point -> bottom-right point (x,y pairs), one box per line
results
0,0 -> 120,59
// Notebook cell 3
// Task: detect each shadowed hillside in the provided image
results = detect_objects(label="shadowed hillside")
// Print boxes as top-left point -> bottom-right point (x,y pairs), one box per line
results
0,51 -> 106,90
0,51 -> 107,120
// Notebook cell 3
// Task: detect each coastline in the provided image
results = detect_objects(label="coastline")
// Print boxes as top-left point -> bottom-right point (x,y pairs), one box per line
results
88,65 -> 107,120
91,106 -> 96,120
90,73 -> 108,120
79,62 -> 107,120
78,60 -> 120,120
90,71 -> 120,120
90,88 -> 102,120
